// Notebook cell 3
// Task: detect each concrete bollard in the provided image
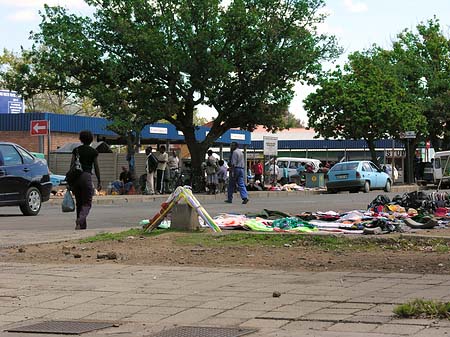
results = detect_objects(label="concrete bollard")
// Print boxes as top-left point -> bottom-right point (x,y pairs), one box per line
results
171,203 -> 200,231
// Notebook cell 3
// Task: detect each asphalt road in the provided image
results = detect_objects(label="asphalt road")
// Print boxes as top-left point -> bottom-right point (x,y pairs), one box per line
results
0,190 -> 403,235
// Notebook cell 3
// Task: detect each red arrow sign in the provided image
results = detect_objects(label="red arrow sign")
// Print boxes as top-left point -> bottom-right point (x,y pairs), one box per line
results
30,120 -> 49,136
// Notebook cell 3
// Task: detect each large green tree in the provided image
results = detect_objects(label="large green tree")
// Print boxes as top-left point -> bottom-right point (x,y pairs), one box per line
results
30,0 -> 340,182
389,17 -> 450,151
0,49 -> 99,115
305,47 -> 426,165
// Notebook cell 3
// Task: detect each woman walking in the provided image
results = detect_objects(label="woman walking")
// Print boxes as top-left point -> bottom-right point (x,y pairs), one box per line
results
70,130 -> 101,230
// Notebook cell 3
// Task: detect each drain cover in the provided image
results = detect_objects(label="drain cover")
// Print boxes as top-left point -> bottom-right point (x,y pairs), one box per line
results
6,321 -> 115,335
150,326 -> 257,337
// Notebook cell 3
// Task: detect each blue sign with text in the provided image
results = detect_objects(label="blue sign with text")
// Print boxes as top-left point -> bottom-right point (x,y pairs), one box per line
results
0,90 -> 24,114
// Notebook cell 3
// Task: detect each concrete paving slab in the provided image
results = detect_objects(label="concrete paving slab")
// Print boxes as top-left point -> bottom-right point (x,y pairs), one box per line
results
372,323 -> 426,335
283,320 -> 335,331
240,318 -> 290,329
1,263 -> 450,337
327,322 -> 378,333
157,308 -> 223,324
414,327 -> 450,337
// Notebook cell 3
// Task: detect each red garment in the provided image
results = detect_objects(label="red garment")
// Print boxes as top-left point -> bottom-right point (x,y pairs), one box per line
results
253,162 -> 263,175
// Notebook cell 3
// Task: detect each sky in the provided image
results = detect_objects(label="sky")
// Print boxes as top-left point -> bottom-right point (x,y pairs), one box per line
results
1,0 -> 450,122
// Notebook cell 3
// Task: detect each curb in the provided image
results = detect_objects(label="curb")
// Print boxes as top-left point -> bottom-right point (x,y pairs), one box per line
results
48,185 -> 424,206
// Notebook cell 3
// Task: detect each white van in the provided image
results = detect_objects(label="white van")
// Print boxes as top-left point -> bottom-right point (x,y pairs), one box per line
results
266,157 -> 322,182
433,150 -> 450,188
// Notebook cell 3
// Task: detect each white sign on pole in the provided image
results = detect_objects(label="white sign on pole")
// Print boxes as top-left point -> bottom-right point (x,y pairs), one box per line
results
400,131 -> 416,139
263,136 -> 278,156
149,126 -> 168,135
386,150 -> 406,158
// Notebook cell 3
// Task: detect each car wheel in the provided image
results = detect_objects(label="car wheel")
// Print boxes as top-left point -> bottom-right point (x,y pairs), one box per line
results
20,187 -> 42,216
363,181 -> 370,193
384,180 -> 392,192
327,188 -> 337,194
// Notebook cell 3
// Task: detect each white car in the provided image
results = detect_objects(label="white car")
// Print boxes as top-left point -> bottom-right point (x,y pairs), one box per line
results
266,157 -> 321,182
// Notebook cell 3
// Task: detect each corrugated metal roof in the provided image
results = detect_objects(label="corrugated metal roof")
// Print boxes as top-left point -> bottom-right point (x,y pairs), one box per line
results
0,112 -> 251,145
0,112 -> 115,135
250,139 -> 405,150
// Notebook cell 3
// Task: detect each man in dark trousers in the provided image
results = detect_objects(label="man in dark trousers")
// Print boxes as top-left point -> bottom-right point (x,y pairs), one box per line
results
225,142 -> 249,204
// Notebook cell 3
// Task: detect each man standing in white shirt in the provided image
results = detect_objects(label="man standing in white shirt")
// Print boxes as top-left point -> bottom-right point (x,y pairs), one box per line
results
155,145 -> 168,194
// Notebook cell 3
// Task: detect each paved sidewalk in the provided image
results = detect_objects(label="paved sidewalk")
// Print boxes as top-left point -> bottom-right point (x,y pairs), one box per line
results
1,262 -> 450,337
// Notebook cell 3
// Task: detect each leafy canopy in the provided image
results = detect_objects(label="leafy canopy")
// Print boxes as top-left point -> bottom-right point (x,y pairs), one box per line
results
30,0 -> 340,179
388,17 -> 450,150
305,47 -> 426,164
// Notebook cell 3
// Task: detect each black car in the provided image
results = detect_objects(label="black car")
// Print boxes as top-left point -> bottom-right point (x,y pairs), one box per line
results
0,142 -> 52,215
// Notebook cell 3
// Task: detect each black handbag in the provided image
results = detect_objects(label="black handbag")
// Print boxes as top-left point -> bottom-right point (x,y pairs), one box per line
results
65,149 -> 83,185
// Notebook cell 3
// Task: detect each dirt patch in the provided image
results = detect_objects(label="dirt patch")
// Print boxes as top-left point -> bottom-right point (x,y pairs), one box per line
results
1,231 -> 450,274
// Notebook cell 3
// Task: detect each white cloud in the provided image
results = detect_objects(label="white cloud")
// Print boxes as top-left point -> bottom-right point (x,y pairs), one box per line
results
343,0 -> 368,13
7,9 -> 38,22
317,22 -> 345,36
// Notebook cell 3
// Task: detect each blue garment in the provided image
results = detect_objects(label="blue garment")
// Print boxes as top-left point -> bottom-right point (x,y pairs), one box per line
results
297,165 -> 305,174
112,181 -> 133,194
227,167 -> 248,201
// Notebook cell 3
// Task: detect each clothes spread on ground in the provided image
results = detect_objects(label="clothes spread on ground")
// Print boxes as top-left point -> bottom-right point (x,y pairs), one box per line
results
140,190 -> 450,235
212,192 -> 450,234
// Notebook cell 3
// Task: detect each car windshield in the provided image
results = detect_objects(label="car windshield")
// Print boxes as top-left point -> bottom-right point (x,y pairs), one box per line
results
330,162 -> 359,171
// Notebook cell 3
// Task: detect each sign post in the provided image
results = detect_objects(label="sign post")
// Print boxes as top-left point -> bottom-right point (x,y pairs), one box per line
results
263,136 -> 278,185
30,120 -> 50,158
263,136 -> 278,156
400,131 -> 416,183
30,120 -> 49,136
0,90 -> 25,114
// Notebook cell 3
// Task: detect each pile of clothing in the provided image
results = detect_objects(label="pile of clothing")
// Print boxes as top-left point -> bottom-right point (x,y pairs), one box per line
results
265,183 -> 326,192
212,191 -> 450,235
213,210 -> 317,233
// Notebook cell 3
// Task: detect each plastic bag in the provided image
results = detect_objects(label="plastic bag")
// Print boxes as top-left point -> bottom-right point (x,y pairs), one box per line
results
65,149 -> 83,186
62,190 -> 75,212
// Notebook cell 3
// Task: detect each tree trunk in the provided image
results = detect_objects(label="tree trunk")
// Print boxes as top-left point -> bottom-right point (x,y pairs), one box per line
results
365,138 -> 379,166
125,131 -> 137,179
183,129 -> 209,193
405,138 -> 419,184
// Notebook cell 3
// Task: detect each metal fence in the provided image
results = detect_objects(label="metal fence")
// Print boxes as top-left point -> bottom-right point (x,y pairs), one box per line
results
48,153 -> 148,186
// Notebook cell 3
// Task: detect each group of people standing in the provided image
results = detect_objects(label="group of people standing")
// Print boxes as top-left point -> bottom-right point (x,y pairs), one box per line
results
68,131 -> 249,230
145,145 -> 179,195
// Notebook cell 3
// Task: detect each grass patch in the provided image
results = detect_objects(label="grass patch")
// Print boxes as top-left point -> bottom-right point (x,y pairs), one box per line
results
394,299 -> 450,319
174,233 -> 376,250
79,228 -> 165,243
174,233 -> 450,252
78,229 -> 450,253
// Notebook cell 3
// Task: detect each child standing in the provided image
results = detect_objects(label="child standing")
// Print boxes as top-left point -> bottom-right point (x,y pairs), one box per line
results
217,159 -> 228,193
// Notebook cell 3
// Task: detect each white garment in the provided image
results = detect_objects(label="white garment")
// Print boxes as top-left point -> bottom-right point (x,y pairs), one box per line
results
146,171 -> 155,194
167,155 -> 179,169
155,151 -> 168,171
